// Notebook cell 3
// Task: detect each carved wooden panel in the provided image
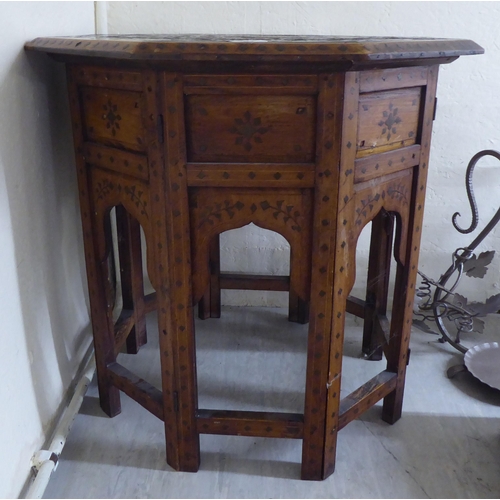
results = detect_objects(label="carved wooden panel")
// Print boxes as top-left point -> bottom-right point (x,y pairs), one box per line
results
356,88 -> 422,158
185,95 -> 316,163
81,87 -> 146,152
89,166 -> 154,282
351,169 -> 413,265
188,187 -> 313,305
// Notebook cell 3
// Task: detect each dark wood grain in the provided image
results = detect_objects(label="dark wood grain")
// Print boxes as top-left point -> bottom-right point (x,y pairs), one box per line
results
301,73 -> 344,480
81,86 -> 146,152
362,210 -> 394,361
143,292 -> 157,314
319,71 -> 360,479
219,273 -> 290,291
338,371 -> 397,430
67,65 -> 121,418
25,35 -> 483,65
113,308 -> 134,355
107,362 -> 164,420
382,65 -> 440,425
161,72 -> 200,472
116,205 -> 147,354
354,145 -> 421,184
183,74 -> 318,93
187,163 -> 315,188
196,409 -> 303,439
141,68 -> 184,471
186,94 -> 316,163
198,235 -> 220,320
345,295 -> 366,318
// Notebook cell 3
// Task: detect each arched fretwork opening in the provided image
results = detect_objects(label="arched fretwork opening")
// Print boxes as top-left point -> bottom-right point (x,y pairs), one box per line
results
220,223 -> 291,306
195,222 -> 310,324
98,204 -> 157,356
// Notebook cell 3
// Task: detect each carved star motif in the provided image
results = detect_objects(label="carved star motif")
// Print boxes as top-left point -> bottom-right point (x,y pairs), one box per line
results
378,103 -> 402,141
229,111 -> 270,151
102,99 -> 122,136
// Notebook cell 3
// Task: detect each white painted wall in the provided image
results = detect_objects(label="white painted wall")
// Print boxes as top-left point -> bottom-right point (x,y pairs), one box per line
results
103,1 -> 500,307
0,2 -> 95,497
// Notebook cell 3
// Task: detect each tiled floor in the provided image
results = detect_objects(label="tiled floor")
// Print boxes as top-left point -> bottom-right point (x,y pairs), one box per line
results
44,307 -> 500,498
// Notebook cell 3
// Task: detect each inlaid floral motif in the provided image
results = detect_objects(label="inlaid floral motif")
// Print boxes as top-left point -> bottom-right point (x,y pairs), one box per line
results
120,185 -> 149,219
96,179 -> 115,200
355,192 -> 383,226
355,184 -> 409,226
197,198 -> 302,232
102,99 -> 122,136
378,103 -> 402,141
256,200 -> 302,232
387,184 -> 409,205
229,111 -> 271,151
198,201 -> 245,228
95,178 -> 149,219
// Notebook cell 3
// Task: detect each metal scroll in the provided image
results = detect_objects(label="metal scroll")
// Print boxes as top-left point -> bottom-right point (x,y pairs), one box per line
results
413,150 -> 500,354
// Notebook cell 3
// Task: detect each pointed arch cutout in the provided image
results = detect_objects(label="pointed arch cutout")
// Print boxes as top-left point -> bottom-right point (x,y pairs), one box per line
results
189,187 -> 314,305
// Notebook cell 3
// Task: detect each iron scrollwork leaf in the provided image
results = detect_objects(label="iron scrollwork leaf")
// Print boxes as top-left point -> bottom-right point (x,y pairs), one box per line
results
452,293 -> 468,308
466,293 -> 500,317
413,150 -> 500,355
462,250 -> 495,278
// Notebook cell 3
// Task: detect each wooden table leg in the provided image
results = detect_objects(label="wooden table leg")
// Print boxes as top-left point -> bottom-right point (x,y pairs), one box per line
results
198,235 -> 221,319
288,290 -> 310,324
198,287 -> 211,320
362,210 -> 394,361
381,261 -> 410,424
116,205 -> 147,354
289,225 -> 311,324
301,73 -> 345,481
92,229 -> 122,418
161,72 -> 200,472
382,65 -> 439,425
67,68 -> 121,418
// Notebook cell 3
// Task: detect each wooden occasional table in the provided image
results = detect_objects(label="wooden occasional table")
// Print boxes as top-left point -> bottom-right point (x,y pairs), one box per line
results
26,35 -> 482,480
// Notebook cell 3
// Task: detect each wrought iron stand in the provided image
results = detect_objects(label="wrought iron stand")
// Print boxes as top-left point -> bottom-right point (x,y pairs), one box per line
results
414,150 -> 500,368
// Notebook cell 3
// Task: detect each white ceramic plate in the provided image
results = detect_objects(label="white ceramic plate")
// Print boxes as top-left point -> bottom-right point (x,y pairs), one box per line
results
464,342 -> 500,390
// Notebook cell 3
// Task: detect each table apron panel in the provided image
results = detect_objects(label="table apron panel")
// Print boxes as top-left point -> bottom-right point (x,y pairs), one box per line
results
356,87 -> 422,157
186,162 -> 315,188
80,86 -> 147,152
185,94 -> 317,163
